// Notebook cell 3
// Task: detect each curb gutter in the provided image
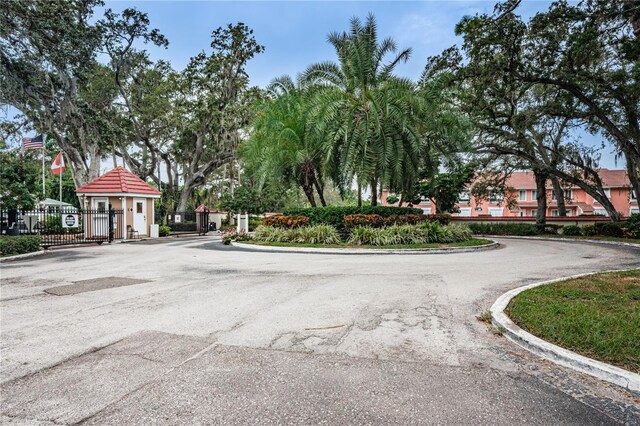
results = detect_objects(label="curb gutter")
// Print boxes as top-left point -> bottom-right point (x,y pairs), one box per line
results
232,240 -> 499,255
490,270 -> 640,393
484,235 -> 640,249
0,249 -> 47,263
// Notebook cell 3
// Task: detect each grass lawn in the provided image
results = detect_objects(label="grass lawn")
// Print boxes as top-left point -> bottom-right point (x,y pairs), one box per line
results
507,270 -> 640,373
241,238 -> 492,250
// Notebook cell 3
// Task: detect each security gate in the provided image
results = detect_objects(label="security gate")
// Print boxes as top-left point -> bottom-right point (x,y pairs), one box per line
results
1,206 -> 124,247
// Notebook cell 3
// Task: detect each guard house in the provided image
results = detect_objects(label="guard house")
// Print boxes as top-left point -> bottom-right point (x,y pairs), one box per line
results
76,167 -> 161,238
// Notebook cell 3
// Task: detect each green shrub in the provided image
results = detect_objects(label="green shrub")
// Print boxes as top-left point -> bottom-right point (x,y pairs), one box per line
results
169,221 -> 197,232
468,223 -> 540,236
562,225 -> 582,236
248,216 -> 263,231
253,224 -> 340,244
159,225 -> 171,237
444,224 -> 473,241
283,206 -> 423,229
383,214 -> 427,227
294,224 -> 341,244
346,222 -> 472,246
262,215 -> 309,229
344,214 -> 384,231
593,221 -> 625,237
426,213 -> 451,225
582,224 -> 596,236
41,215 -> 63,234
624,214 -> 640,239
0,235 -> 41,256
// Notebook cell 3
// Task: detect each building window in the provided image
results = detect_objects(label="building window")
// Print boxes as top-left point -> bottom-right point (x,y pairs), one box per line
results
594,207 -> 609,216
551,209 -> 559,217
551,189 -> 573,201
631,190 -> 637,201
566,210 -> 572,216
489,192 -> 503,204
519,190 -> 526,201
419,197 -> 432,204
422,208 -> 432,215
488,208 -> 503,217
458,208 -> 472,217
518,210 -> 525,217
531,190 -> 537,200
631,207 -> 639,215
594,189 -> 611,204
459,191 -> 470,202
531,210 -> 537,217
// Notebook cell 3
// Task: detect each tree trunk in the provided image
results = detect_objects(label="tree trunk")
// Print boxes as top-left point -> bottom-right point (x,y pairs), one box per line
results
550,176 -> 567,216
229,158 -> 235,197
176,184 -> 192,212
370,178 -> 378,206
302,183 -> 317,207
313,179 -> 327,207
534,170 -> 548,226
357,182 -> 362,208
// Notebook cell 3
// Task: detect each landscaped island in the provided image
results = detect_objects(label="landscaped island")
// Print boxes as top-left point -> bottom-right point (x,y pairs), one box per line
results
507,270 -> 640,373
224,207 -> 488,249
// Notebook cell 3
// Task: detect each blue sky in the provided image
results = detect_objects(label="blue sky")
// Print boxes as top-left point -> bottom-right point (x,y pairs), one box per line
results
102,1 -> 554,87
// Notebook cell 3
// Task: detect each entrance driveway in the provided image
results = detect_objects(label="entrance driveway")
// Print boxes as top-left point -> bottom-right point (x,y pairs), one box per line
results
1,238 -> 639,424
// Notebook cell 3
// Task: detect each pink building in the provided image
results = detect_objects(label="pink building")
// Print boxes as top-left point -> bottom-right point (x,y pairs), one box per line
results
382,169 -> 638,218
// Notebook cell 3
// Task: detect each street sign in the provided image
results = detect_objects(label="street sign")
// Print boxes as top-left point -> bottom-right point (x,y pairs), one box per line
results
62,214 -> 79,228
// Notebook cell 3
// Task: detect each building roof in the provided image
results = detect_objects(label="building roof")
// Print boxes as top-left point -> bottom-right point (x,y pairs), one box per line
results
76,167 -> 161,196
505,169 -> 631,190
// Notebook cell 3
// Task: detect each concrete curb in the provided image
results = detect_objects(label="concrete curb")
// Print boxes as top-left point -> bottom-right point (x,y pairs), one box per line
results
483,235 -> 640,249
0,249 -> 47,263
232,240 -> 499,255
490,269 -> 640,393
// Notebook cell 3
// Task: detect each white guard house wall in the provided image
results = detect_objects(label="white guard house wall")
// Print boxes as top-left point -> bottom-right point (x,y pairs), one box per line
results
75,167 -> 161,239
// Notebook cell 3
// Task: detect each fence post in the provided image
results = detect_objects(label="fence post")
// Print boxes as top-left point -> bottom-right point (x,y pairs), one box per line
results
108,203 -> 114,243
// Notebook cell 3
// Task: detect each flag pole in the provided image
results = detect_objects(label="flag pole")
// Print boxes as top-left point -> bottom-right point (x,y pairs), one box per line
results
42,147 -> 45,198
59,152 -> 63,204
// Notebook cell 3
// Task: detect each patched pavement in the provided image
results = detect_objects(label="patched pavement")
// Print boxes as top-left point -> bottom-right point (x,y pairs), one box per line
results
1,237 -> 639,424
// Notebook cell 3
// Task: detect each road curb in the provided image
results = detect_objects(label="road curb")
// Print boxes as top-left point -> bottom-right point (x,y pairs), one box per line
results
0,249 -> 47,263
232,240 -> 499,254
490,269 -> 640,393
483,235 -> 640,249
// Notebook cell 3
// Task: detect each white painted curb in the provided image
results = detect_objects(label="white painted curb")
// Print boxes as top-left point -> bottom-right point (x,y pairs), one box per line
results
490,269 -> 640,393
0,249 -> 47,263
484,235 -> 640,249
232,240 -> 499,255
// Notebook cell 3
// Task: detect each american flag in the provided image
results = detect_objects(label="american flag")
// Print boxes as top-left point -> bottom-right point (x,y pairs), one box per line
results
22,134 -> 44,150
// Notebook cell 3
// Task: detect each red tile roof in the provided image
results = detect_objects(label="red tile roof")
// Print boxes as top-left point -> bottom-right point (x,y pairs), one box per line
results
505,169 -> 631,189
76,167 -> 161,195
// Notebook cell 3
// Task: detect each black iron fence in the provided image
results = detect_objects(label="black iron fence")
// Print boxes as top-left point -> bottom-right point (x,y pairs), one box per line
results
161,211 -> 209,235
1,207 -> 124,247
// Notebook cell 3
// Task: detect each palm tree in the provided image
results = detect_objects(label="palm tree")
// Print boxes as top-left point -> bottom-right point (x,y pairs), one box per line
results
243,75 -> 327,207
302,14 -> 423,205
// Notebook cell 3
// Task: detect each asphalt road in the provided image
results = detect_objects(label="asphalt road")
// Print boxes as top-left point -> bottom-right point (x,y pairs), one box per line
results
1,237 -> 639,425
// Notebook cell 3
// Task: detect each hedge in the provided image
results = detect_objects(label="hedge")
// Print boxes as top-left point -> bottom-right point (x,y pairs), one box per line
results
0,235 -> 42,256
262,215 -> 309,229
168,221 -> 197,232
468,223 -> 541,236
283,206 -> 424,229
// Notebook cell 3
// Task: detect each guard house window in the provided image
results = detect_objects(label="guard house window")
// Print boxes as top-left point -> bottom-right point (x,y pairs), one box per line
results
96,201 -> 106,212
136,202 -> 143,214
518,190 -> 526,201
